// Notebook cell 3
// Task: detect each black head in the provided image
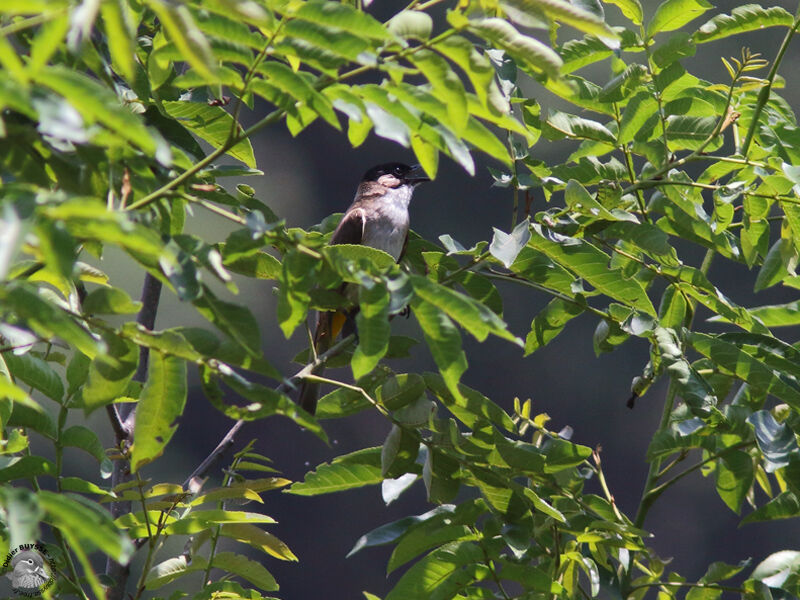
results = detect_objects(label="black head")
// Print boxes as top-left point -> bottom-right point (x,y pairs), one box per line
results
362,163 -> 430,187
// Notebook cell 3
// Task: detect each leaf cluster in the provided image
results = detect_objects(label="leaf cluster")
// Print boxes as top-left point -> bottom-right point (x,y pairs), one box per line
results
3,0 -> 800,599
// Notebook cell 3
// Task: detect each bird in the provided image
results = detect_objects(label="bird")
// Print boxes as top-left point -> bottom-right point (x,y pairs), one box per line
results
297,162 -> 430,414
7,550 -> 49,593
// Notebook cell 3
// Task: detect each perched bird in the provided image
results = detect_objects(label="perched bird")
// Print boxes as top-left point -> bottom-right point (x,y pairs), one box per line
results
7,550 -> 48,592
298,162 -> 430,414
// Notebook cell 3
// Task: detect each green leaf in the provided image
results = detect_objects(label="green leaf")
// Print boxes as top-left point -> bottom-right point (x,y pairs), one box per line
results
100,0 -> 137,81
717,300 -> 800,327
82,333 -> 138,412
386,541 -> 483,600
61,425 -> 110,466
0,487 -> 42,549
144,555 -> 206,589
386,9 -> 432,40
325,244 -> 397,278
715,451 -> 753,514
602,0 -> 643,24
747,410 -> 800,473
599,63 -> 647,102
434,35 -> 503,112
527,224 -> 656,315
652,32 -> 696,68
0,455 -> 57,481
194,287 -> 261,356
294,2 -> 392,40
131,353 -> 187,471
162,101 -> 255,167
257,61 -> 338,129
410,275 -> 521,345
500,560 -> 563,593
376,374 -> 427,411
82,287 -> 142,314
287,447 -> 382,495
689,332 -> 800,410
525,297 -> 585,355
381,424 -> 419,478
424,372 -> 515,431
349,505 -> 456,558
219,522 -> 298,561
743,491 -> 800,524
352,282 -> 391,379
6,391 -> 57,440
700,560 -> 750,584
1,285 -> 99,358
3,352 -> 64,402
38,66 -> 161,157
39,491 -> 134,563
409,49 -> 468,133
665,115 -> 718,150
658,285 -> 687,329
490,219 -> 532,268
145,0 -> 217,83
223,250 -> 282,280
543,437 -> 593,472
754,238 -> 793,292
559,35 -> 615,74
412,299 -> 468,401
502,0 -> 620,46
647,0 -> 713,37
210,552 -> 279,592
655,327 -> 717,415
694,5 -> 793,44
469,18 -> 563,79
277,249 -> 318,338
751,550 -> 800,590
388,521 -> 475,574
204,368 -> 326,441
543,109 -> 616,143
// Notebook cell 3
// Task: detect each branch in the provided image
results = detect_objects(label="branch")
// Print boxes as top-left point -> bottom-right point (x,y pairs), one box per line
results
645,440 -> 755,501
182,333 -> 356,491
105,273 -> 163,600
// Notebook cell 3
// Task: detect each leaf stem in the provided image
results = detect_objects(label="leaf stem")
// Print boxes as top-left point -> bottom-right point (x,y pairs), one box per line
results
483,269 -> 612,321
181,193 -> 247,225
645,440 -> 754,503
183,334 -> 356,491
741,14 -> 800,156
125,109 -> 284,211
0,9 -> 66,36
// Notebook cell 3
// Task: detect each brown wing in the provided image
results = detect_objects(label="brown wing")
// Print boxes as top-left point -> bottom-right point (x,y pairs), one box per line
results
298,208 -> 367,414
330,207 -> 366,246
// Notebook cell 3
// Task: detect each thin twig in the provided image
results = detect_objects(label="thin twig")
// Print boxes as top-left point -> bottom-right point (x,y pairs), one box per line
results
741,15 -> 800,156
182,334 -> 356,491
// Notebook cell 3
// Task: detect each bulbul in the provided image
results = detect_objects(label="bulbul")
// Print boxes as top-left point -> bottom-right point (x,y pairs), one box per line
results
298,162 -> 430,414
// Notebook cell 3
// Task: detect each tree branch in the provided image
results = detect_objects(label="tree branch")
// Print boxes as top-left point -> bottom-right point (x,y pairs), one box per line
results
105,273 -> 163,600
182,333 -> 356,491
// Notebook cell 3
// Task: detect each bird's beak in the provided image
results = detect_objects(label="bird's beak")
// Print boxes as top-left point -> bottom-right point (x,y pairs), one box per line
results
406,164 -> 430,184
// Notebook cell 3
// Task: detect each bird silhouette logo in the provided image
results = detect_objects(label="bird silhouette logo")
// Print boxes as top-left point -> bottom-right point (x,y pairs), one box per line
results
3,546 -> 55,597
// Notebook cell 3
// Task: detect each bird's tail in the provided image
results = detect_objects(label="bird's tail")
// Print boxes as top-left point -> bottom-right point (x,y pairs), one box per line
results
298,311 -> 347,414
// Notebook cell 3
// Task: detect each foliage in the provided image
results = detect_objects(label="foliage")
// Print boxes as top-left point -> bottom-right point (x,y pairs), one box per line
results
2,0 -> 800,599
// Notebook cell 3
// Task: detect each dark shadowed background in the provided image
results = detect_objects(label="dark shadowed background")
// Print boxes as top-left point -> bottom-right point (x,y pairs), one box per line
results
77,1 -> 800,597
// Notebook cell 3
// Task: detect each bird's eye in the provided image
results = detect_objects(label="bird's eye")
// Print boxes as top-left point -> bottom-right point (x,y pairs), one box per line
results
393,166 -> 404,176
